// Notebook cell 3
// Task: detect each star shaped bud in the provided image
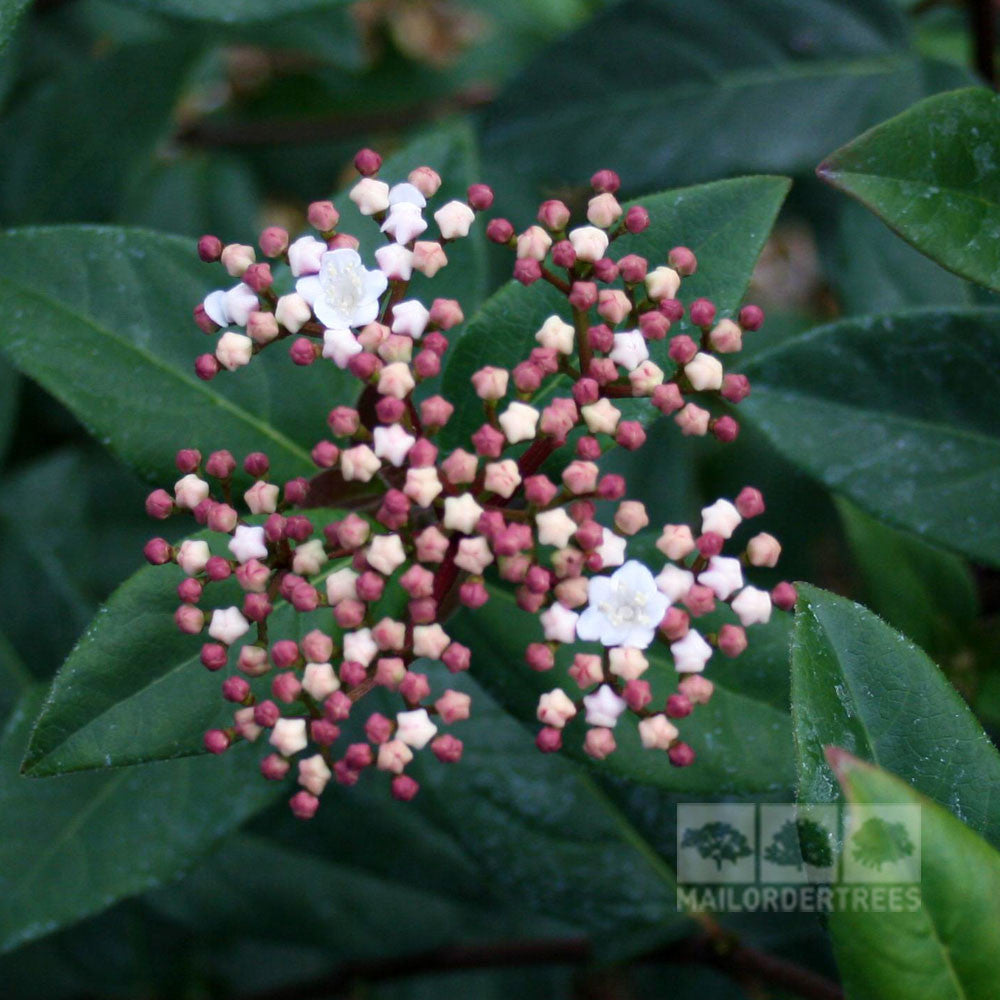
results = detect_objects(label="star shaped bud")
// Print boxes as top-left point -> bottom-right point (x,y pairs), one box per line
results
583,684 -> 628,727
208,606 -> 250,645
302,662 -> 340,700
614,501 -> 649,536
229,524 -> 268,563
676,403 -> 711,437
415,525 -> 450,563
444,494 -> 485,534
296,249 -> 388,330
576,560 -> 668,648
537,688 -> 577,728
630,360 -> 665,395
709,318 -> 743,353
221,243 -> 255,276
595,528 -> 627,568
203,283 -> 258,328
609,331 -> 649,372
568,226 -> 609,262
696,555 -> 742,600
535,508 -> 577,548
341,444 -> 382,483
275,293 -> 312,333
174,473 -> 209,510
498,401 -> 539,444
581,398 -> 621,435
233,707 -> 262,742
609,646 -> 648,681
349,177 -> 390,215
244,481 -> 279,515
535,315 -> 575,355
471,366 -> 509,401
671,629 -> 713,673
455,537 -> 493,574
381,203 -> 427,244
343,628 -> 378,666
701,498 -> 742,539
270,718 -> 308,756
540,601 -> 580,643
747,532 -> 782,567
435,689 -> 471,724
292,539 -> 327,577
375,243 -> 414,281
587,192 -> 622,228
516,225 -> 552,261
434,200 -> 476,239
484,459 -> 521,499
396,708 -> 438,749
288,236 -> 327,277
216,331 -> 253,371
373,424 -> 416,467
413,241 -> 447,277
685,352 -> 724,391
298,754 -> 332,795
321,328 -> 362,369
404,467 -> 443,507
367,534 -> 407,576
377,362 -> 417,400
655,564 -> 695,603
391,299 -> 430,339
377,739 -> 413,774
176,540 -> 210,576
731,586 -> 773,626
656,524 -> 695,561
638,714 -> 679,750
412,623 -> 450,659
645,266 -> 681,301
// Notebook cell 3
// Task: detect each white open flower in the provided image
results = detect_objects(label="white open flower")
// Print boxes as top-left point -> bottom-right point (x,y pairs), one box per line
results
583,684 -> 628,727
609,331 -> 649,372
698,555 -> 744,600
576,560 -> 669,649
229,524 -> 267,563
322,328 -> 363,369
296,249 -> 387,330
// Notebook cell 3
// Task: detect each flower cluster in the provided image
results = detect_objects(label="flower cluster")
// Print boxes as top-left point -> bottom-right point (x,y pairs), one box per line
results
143,149 -> 795,818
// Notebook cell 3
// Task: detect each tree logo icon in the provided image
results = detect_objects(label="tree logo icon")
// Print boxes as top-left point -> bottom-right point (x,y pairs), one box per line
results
850,816 -> 916,871
763,817 -> 835,871
681,821 -> 754,871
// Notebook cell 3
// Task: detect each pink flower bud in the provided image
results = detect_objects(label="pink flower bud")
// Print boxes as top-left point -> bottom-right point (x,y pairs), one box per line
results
271,671 -> 301,703
312,441 -> 339,468
513,258 -> 541,285
669,742 -> 695,767
325,690 -> 352,721
289,337 -> 317,366
683,583 -> 716,617
420,394 -> 454,429
200,643 -> 227,670
594,256 -> 620,283
307,200 -> 340,231
538,199 -> 571,230
487,218 -> 514,244
221,676 -> 250,703
624,679 -> 652,711
625,205 -> 649,233
712,416 -> 740,443
391,775 -> 420,801
648,384 -> 682,416
675,403 -> 711,436
696,532 -> 724,558
596,474 -> 626,500
204,556 -> 230,583
413,240 -> 448,278
572,378 -> 600,406
415,526 -> 449,563
435,689 -> 471,725
145,489 -> 173,520
717,624 -> 747,658
243,262 -> 273,293
689,298 -> 716,327
551,240 -> 576,268
590,168 -> 620,193
471,424 -> 505,458
587,358 -> 618,385
587,192 -> 622,228
459,580 -> 489,609
597,289 -> 630,325
341,660 -> 367,687
354,147 -> 382,175
472,365 -> 509,400
709,318 -> 743,353
661,607 -> 690,640
365,713 -> 393,744
144,537 -> 172,565
204,729 -> 230,754
666,693 -> 693,718
408,598 -> 438,624
197,234 -> 222,262
221,243 -> 255,276
569,653 -> 603,688
299,629 -> 332,663
307,719 -> 337,746
576,436 -> 601,461
568,281 -> 598,311
526,643 -> 555,671
466,182 -> 493,209
615,421 -> 646,451
512,361 -> 543,393
173,604 -> 203,634
204,450 -> 235,479
398,671 -> 431,704
517,225 -> 553,261
735,486 -> 766,518
442,642 -> 471,673
334,599 -> 365,629
772,582 -> 798,611
584,727 -> 616,760
175,448 -> 201,474
739,304 -> 764,330
289,791 -> 320,819
243,593 -> 273,622
668,335 -> 698,365
524,474 -> 558,506
536,727 -> 563,753
428,300 -> 463,333
668,246 -> 698,276
195,353 -> 220,381
270,640 -> 299,670
432,734 -> 464,763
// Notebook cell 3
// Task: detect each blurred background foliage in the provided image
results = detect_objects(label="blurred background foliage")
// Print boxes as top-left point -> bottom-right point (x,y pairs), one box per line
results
0,0 -> 997,996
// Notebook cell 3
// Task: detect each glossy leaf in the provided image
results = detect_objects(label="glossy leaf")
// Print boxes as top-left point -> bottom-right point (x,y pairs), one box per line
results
0,688 -> 279,954
22,513 -> 343,775
818,87 -> 1000,293
826,750 -> 1000,1000
441,175 -> 790,449
739,308 -> 1000,566
450,587 -> 795,797
0,227 -> 335,486
111,0 -> 351,24
482,0 -> 971,216
792,584 -> 1000,847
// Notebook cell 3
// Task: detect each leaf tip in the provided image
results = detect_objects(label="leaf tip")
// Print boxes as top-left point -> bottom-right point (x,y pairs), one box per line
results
824,744 -> 855,777
815,159 -> 836,184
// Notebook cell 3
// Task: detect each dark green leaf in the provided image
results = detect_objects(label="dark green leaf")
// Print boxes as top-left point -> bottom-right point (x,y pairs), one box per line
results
0,0 -> 29,52
0,631 -> 30,725
109,0 -> 350,24
0,355 -> 19,466
739,308 -> 1000,566
0,687 -> 279,954
836,498 -> 978,660
451,586 -> 795,797
442,175 -> 791,449
0,226 -> 338,486
22,513 -> 343,775
826,749 -> 1000,1000
792,585 -> 1000,847
818,87 -> 1000,293
482,0 -> 971,216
